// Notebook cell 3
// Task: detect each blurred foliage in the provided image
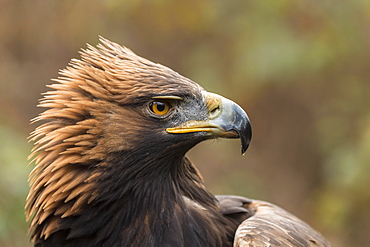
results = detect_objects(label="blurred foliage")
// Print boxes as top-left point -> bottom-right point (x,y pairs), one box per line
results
0,125 -> 32,247
0,0 -> 369,246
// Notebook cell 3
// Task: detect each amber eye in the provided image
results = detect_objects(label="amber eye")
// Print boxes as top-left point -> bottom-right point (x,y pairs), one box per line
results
149,100 -> 171,116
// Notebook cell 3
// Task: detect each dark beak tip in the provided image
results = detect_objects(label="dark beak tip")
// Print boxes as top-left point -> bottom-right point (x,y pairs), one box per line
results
241,142 -> 250,155
240,123 -> 252,155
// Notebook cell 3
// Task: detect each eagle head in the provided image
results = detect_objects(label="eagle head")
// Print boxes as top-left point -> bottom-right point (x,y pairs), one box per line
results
26,37 -> 251,246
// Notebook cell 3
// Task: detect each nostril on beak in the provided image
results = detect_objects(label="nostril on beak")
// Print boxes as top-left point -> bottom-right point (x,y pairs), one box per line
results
209,105 -> 221,119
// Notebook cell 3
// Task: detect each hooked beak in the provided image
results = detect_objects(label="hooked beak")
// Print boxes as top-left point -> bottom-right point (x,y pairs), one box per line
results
166,92 -> 252,154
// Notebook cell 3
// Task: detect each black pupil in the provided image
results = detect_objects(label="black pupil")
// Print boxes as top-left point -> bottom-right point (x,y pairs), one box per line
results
156,102 -> 165,112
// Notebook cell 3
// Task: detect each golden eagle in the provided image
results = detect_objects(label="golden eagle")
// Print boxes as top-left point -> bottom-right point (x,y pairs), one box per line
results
26,37 -> 330,247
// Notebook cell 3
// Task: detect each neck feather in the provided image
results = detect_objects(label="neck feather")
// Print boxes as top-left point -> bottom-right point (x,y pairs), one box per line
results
35,152 -> 225,246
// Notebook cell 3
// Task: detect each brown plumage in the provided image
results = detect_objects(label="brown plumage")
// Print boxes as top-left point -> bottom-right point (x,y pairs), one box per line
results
26,37 -> 330,247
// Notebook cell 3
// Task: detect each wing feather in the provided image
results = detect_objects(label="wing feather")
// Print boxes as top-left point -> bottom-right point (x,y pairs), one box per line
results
216,196 -> 330,247
233,200 -> 330,247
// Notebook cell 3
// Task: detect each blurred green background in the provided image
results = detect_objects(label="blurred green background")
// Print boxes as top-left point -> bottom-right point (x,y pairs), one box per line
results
1,0 -> 369,246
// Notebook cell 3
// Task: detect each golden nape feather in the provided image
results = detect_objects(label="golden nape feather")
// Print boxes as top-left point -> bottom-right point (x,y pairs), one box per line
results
27,37 -> 330,247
